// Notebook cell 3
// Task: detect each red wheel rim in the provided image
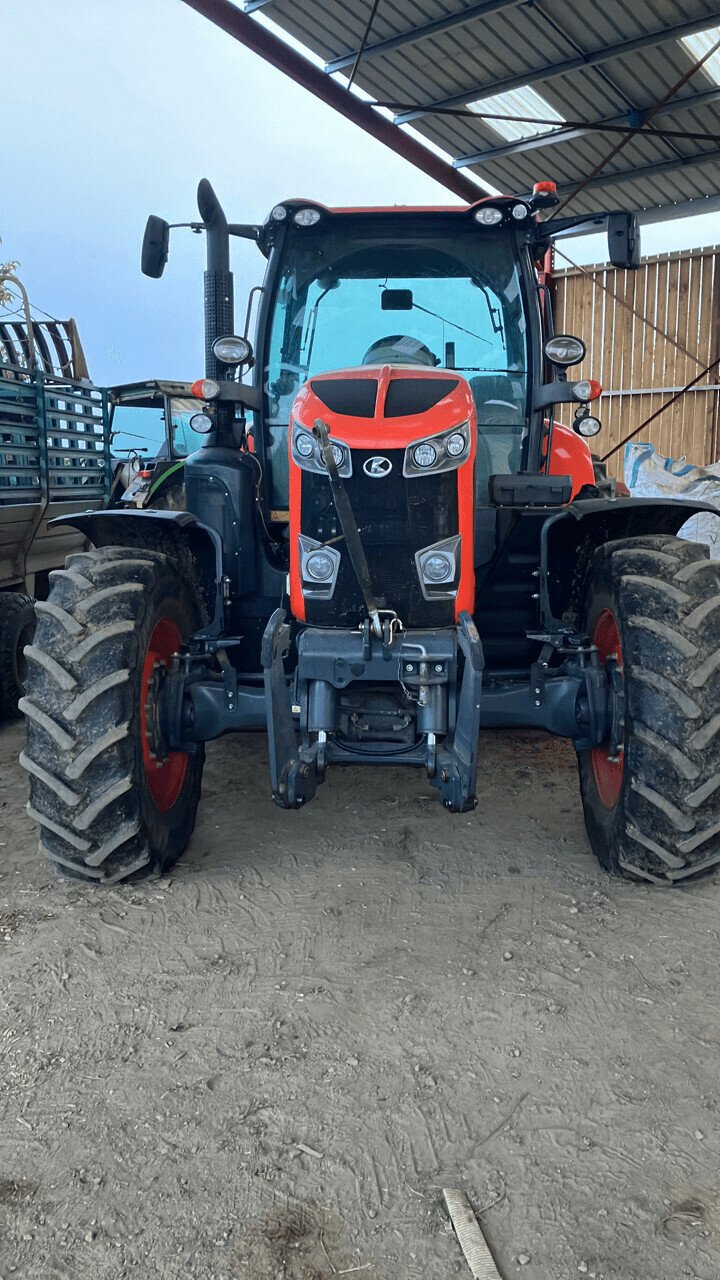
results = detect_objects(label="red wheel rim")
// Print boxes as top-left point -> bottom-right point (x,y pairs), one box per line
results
591,608 -> 624,809
141,617 -> 188,812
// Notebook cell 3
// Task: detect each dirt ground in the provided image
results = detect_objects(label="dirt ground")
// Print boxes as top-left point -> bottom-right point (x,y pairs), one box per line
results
1,720 -> 719,1280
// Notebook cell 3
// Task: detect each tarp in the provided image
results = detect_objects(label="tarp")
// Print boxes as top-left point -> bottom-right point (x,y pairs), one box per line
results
625,442 -> 720,557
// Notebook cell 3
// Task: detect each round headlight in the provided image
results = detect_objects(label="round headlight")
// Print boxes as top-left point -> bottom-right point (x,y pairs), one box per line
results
446,431 -> 467,457
294,207 -> 321,227
576,415 -> 602,438
544,334 -> 586,367
295,431 -> 314,457
474,206 -> 503,226
319,443 -> 344,467
189,412 -> 213,434
413,442 -> 437,468
305,551 -> 334,581
212,334 -> 253,365
270,205 -> 287,221
511,203 -> 529,221
422,552 -> 454,583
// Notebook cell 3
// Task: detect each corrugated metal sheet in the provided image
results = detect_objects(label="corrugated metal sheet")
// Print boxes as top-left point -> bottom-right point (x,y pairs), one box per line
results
250,0 -> 720,216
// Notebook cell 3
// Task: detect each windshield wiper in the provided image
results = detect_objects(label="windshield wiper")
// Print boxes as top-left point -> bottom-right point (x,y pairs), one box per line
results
410,302 -> 493,347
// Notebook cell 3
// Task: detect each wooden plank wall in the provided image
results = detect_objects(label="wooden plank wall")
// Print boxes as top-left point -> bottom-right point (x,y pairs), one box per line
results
553,246 -> 720,480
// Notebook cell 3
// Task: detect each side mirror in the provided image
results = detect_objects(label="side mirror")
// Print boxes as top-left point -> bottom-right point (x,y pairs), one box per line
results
141,215 -> 170,278
607,212 -> 640,270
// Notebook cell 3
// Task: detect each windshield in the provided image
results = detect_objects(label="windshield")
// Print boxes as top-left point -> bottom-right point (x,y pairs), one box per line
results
263,228 -> 529,507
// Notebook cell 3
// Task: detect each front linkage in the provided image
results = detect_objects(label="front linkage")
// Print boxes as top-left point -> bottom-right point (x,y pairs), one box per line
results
261,606 -> 484,813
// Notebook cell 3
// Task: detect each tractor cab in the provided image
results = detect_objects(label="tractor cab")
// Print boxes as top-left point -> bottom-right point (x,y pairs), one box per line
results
256,200 -> 532,515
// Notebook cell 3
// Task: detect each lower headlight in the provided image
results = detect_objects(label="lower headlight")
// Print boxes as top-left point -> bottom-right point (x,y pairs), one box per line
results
413,442 -> 437,468
295,431 -> 314,457
189,412 -> 213,434
305,551 -> 335,581
575,415 -> 602,437
446,431 -> 467,457
422,552 -> 454,583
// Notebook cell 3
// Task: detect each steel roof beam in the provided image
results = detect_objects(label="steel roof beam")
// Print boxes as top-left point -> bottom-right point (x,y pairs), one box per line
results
636,192 -> 720,223
180,0 -> 482,202
395,15 -> 720,124
453,85 -> 720,167
325,0 -> 523,75
554,146 -> 720,198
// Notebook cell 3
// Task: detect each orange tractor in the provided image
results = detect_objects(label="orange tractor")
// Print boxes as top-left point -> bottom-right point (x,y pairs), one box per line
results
20,180 -> 719,884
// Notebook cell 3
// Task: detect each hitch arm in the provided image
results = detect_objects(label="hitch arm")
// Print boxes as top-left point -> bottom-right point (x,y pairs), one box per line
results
314,418 -> 382,637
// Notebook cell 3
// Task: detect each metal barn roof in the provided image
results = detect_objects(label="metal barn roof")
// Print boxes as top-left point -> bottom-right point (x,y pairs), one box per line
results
236,0 -> 720,220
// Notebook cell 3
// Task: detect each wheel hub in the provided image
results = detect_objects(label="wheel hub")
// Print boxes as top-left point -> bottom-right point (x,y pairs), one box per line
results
140,617 -> 188,812
144,660 -> 169,763
591,608 -> 624,809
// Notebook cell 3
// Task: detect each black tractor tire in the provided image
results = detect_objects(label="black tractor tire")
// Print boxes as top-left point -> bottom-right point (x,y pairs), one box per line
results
0,592 -> 36,720
19,546 -> 205,884
578,534 -> 720,883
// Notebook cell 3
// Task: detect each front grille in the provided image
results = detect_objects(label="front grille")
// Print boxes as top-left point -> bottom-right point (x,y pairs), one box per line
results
300,447 -> 458,627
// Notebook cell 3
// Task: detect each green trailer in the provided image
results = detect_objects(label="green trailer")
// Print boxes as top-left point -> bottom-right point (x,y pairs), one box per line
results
0,299 -> 111,716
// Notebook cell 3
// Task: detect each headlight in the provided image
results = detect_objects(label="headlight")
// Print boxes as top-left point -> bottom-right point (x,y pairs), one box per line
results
575,415 -> 602,437
511,203 -> 529,220
293,207 -> 321,227
445,431 -> 467,457
544,334 -> 586,367
320,443 -> 345,468
270,204 -> 287,221
413,442 -> 437,468
189,412 -> 213,434
305,551 -> 335,581
422,552 -> 454,583
212,334 -> 253,365
404,425 -> 471,477
295,431 -> 314,457
474,206 -> 503,226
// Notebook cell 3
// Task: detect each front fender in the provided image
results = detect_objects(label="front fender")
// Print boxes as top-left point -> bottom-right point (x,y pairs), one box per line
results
48,507 -> 224,635
541,496 -> 719,623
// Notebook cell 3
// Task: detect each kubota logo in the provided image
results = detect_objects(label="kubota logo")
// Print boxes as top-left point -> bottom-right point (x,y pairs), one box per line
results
363,455 -> 392,478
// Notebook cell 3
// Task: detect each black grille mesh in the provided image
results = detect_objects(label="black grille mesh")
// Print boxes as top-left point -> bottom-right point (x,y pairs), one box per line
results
310,378 -> 378,417
300,448 -> 458,627
384,377 -> 459,417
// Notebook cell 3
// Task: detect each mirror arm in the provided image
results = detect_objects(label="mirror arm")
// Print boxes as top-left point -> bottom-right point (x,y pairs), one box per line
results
214,383 -> 260,411
228,223 -> 260,242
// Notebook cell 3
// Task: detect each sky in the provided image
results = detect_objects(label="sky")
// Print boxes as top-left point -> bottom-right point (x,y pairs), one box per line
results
5,0 -> 720,388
